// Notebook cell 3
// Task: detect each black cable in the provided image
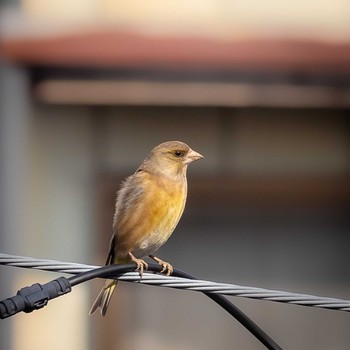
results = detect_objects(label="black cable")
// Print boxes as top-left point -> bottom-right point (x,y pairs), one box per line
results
69,263 -> 283,350
0,263 -> 283,350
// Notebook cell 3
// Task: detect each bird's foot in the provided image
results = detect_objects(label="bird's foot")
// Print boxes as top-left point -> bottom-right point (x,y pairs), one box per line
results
128,252 -> 148,277
149,255 -> 173,275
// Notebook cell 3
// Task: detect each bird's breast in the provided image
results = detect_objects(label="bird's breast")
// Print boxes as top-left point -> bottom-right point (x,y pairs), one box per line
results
134,178 -> 187,257
115,173 -> 187,259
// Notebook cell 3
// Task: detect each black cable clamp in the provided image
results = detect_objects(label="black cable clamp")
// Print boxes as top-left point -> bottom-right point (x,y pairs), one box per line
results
0,277 -> 71,319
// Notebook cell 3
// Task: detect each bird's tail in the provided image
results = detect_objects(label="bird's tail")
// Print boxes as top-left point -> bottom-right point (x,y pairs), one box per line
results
90,234 -> 118,316
89,279 -> 118,316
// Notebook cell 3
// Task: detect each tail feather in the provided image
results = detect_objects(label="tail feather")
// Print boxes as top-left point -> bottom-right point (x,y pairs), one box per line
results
90,234 -> 118,316
89,279 -> 118,316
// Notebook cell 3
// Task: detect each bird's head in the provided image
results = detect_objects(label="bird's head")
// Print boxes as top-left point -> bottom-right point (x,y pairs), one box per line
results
141,141 -> 203,179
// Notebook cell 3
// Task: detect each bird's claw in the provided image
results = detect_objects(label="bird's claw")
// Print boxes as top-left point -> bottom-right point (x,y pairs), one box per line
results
159,261 -> 173,276
129,253 -> 148,277
150,255 -> 173,275
135,259 -> 148,277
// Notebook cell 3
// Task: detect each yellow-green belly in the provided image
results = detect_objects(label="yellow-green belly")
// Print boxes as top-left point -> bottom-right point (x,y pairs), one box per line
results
115,174 -> 187,259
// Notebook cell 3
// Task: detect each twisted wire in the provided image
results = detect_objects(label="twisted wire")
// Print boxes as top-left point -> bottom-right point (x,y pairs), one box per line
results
1,253 -> 349,312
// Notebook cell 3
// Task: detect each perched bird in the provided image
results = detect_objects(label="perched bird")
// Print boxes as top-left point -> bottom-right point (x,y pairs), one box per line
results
90,141 -> 203,316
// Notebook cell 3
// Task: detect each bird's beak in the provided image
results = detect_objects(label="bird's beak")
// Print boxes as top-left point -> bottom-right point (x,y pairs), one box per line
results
185,149 -> 204,164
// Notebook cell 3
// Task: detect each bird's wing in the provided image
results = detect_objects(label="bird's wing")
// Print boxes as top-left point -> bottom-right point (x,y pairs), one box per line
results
104,234 -> 116,266
113,173 -> 145,225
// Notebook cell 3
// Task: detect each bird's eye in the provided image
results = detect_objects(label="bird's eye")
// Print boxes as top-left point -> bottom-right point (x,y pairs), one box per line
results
174,150 -> 184,157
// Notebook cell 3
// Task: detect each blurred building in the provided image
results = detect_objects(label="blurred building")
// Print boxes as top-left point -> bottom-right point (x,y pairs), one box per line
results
0,1 -> 349,350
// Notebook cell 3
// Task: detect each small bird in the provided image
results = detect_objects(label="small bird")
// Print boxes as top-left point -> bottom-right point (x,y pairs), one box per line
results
90,141 -> 203,316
